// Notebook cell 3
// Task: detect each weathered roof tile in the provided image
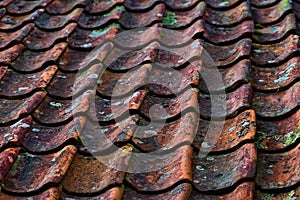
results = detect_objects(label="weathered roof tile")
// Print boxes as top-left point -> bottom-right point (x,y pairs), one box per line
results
192,143 -> 257,191
256,142 -> 300,189
0,91 -> 46,124
23,23 -> 76,50
0,147 -> 19,181
0,65 -> 57,97
13,42 -> 67,72
1,145 -> 77,193
194,110 -> 256,152
0,9 -> 43,31
35,8 -> 83,30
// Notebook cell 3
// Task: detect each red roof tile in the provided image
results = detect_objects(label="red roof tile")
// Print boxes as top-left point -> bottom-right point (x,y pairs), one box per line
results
0,0 -> 298,198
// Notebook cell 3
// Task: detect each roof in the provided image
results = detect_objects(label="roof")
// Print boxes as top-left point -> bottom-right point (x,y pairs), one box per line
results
0,0 -> 299,199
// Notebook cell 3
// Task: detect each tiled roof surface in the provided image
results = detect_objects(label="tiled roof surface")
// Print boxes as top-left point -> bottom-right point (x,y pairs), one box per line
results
0,0 -> 299,199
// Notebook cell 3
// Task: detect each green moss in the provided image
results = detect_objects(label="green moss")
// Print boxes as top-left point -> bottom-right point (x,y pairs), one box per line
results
254,30 -> 264,35
280,0 -> 290,12
260,193 -> 274,200
89,23 -> 121,38
275,130 -> 300,147
283,190 -> 296,200
255,131 -> 268,149
255,24 -> 265,29
162,11 -> 177,26
103,5 -> 125,17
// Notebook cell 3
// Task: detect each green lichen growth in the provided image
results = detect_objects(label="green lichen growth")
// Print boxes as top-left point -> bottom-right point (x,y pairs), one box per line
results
103,5 -> 125,17
275,128 -> 300,147
254,30 -> 264,35
49,101 -> 63,107
260,193 -> 274,200
255,24 -> 265,29
162,11 -> 177,26
255,131 -> 268,149
279,0 -> 291,12
89,23 -> 121,38
283,190 -> 296,200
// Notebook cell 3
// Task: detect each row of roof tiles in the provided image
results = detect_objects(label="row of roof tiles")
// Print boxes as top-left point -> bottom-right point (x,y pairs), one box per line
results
0,0 -> 299,199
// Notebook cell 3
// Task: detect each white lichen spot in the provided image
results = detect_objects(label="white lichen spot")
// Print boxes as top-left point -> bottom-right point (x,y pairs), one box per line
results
32,128 -> 40,132
18,87 -> 29,91
196,165 -> 205,171
258,79 -> 265,83
228,126 -> 236,132
144,130 -> 158,135
274,76 -> 289,83
201,142 -> 211,148
88,74 -> 98,79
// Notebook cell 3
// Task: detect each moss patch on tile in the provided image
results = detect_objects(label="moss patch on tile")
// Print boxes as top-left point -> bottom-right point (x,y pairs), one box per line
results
103,5 -> 125,17
89,23 -> 120,38
162,11 -> 177,26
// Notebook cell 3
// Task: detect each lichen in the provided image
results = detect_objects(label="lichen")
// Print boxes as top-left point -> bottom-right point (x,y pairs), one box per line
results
255,131 -> 268,149
274,130 -> 300,147
162,11 -> 177,26
283,190 -> 296,200
50,101 -> 63,107
260,193 -> 274,200
280,0 -> 290,12
103,5 -> 125,17
89,23 -> 120,38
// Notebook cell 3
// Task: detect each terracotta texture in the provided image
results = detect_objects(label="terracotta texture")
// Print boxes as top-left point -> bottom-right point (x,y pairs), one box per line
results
0,0 -> 298,198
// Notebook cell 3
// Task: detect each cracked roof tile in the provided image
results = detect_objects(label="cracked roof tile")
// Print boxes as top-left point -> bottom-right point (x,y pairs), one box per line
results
80,115 -> 138,153
93,90 -> 146,122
